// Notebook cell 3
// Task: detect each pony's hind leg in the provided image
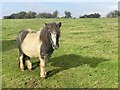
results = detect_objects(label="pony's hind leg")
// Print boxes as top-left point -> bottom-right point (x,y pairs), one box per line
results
24,55 -> 32,71
18,53 -> 24,71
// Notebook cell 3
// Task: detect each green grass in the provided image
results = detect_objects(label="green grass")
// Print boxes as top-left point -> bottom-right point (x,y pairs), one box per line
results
2,18 -> 118,88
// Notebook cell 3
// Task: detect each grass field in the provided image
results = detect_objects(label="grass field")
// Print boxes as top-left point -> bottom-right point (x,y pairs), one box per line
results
2,18 -> 118,88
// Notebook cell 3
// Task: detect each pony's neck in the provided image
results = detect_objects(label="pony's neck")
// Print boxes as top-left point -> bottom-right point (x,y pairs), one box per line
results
40,27 -> 51,45
40,27 -> 54,58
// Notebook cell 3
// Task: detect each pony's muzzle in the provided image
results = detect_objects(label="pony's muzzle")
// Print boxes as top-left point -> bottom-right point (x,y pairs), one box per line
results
53,45 -> 59,49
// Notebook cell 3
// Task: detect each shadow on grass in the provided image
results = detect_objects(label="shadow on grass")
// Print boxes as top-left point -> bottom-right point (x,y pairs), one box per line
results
2,39 -> 16,52
32,61 -> 40,70
32,54 -> 109,78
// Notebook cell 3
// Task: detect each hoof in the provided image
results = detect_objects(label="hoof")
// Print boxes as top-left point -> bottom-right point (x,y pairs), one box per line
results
20,67 -> 24,71
27,66 -> 32,71
20,65 -> 24,71
40,77 -> 46,79
21,69 -> 24,71
28,69 -> 32,71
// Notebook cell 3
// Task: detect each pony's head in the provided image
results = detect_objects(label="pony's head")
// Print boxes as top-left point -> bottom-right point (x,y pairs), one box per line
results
44,22 -> 62,49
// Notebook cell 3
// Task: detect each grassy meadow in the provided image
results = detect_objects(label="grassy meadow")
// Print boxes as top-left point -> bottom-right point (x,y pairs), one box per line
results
2,18 -> 118,88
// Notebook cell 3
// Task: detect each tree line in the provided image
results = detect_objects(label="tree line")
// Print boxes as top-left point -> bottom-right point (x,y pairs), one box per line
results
3,10 -> 120,19
4,10 -> 72,19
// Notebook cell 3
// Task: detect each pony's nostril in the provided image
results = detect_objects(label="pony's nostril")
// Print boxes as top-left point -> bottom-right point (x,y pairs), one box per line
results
55,45 -> 59,49
56,45 -> 58,48
52,45 -> 58,49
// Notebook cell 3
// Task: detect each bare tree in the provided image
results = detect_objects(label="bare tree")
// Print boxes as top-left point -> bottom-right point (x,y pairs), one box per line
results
106,10 -> 120,18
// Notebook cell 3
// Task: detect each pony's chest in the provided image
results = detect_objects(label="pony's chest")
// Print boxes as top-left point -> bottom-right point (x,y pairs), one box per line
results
40,43 -> 54,59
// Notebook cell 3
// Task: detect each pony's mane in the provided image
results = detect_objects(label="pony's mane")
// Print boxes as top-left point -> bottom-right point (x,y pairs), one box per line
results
40,26 -> 49,44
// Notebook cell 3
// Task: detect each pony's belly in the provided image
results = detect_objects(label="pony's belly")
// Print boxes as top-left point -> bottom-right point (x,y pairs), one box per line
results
21,45 -> 40,57
22,48 -> 39,57
21,41 -> 41,58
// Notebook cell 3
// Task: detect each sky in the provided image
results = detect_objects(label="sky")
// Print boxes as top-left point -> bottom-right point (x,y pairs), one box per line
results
1,0 -> 119,18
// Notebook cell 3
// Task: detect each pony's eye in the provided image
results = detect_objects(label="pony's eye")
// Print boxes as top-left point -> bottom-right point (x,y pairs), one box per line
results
49,32 -> 53,37
56,33 -> 59,37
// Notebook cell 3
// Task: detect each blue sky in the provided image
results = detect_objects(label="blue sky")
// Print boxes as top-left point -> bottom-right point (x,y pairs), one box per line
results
1,0 -> 119,2
2,1 -> 119,18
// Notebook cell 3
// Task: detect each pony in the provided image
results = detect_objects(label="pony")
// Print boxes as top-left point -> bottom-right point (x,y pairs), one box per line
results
16,22 -> 62,79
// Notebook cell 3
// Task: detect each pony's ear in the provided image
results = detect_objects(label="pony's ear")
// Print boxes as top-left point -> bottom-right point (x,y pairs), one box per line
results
45,23 -> 47,26
45,23 -> 51,29
58,22 -> 62,28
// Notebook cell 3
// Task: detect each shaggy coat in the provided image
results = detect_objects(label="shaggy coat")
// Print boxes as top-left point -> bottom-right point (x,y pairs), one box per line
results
16,22 -> 62,78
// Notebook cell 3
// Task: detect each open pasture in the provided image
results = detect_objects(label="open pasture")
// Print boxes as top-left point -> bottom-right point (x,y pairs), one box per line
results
2,18 -> 118,88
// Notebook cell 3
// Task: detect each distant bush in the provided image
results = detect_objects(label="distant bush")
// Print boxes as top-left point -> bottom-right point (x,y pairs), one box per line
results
79,13 -> 101,18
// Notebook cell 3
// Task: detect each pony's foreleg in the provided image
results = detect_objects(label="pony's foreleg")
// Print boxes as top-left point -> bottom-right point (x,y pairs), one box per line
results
25,56 -> 32,71
39,56 -> 47,79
